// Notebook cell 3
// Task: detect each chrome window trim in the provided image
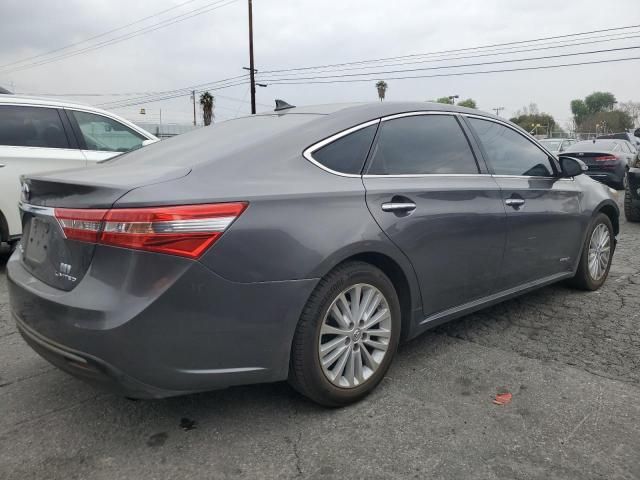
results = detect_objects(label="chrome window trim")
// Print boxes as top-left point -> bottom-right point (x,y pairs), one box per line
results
303,111 -> 465,177
362,173 -> 491,179
380,110 -> 457,122
303,119 -> 381,178
19,202 -> 56,216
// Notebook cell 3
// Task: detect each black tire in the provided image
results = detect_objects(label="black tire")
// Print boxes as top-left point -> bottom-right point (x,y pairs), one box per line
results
567,213 -> 614,291
288,261 -> 401,407
624,187 -> 640,222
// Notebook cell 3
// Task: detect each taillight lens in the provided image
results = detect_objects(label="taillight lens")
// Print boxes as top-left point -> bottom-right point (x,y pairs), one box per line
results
54,203 -> 248,259
594,155 -> 617,162
55,208 -> 108,243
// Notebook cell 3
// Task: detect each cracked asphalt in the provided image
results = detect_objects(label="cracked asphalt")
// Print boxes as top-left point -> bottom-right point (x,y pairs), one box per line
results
1,194 -> 639,480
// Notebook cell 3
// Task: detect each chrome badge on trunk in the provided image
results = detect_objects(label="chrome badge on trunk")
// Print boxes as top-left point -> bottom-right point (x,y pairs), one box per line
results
55,262 -> 77,283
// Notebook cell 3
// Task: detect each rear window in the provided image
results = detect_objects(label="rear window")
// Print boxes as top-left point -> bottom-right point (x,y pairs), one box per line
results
598,133 -> 627,141
311,124 -> 377,174
540,140 -> 562,150
0,105 -> 70,149
108,113 -> 321,167
566,141 -> 618,152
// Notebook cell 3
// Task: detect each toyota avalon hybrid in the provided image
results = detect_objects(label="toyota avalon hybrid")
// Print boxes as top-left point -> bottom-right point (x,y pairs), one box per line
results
8,102 -> 619,406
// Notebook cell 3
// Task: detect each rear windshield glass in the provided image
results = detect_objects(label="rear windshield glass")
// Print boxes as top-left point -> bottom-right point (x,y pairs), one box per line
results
106,114 -> 321,167
540,140 -> 562,150
597,133 -> 627,140
566,141 -> 618,152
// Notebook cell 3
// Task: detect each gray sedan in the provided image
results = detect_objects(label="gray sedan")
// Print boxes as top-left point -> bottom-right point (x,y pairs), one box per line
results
8,102 -> 619,406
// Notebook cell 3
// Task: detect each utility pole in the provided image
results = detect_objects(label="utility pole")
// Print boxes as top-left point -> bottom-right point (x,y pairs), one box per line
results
192,90 -> 196,126
248,0 -> 256,114
493,107 -> 504,117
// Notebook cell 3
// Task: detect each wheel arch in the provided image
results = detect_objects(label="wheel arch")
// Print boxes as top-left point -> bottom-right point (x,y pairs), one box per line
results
595,200 -> 620,236
316,248 -> 422,341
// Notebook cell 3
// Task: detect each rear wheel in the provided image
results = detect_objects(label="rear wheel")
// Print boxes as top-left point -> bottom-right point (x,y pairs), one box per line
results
289,262 -> 401,406
568,213 -> 614,290
624,187 -> 640,222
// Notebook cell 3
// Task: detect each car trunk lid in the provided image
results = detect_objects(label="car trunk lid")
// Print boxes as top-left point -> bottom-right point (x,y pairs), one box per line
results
19,165 -> 190,291
560,151 -> 619,173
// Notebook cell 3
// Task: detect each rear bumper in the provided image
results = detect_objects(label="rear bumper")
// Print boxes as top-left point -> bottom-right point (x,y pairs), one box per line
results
628,168 -> 640,202
16,314 -> 184,398
8,246 -> 317,398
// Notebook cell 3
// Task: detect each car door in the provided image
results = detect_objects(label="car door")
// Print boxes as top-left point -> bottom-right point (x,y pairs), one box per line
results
0,105 -> 86,238
65,109 -> 149,163
464,116 -> 583,289
362,112 -> 507,318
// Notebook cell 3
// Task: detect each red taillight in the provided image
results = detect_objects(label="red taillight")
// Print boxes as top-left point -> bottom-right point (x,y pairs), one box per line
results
594,155 -> 617,162
55,208 -> 108,243
54,203 -> 248,259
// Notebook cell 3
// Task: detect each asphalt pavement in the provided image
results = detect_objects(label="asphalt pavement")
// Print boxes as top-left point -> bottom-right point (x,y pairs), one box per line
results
1,194 -> 639,480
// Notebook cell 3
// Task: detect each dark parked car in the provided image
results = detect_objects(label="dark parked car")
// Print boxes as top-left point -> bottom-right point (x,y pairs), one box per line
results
560,139 -> 638,190
8,102 -> 619,406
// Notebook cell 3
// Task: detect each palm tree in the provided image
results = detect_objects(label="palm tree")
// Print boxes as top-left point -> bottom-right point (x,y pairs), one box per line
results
199,91 -> 215,126
376,81 -> 388,101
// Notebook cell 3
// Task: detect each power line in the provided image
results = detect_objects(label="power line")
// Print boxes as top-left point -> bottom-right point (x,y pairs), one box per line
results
0,0 -> 240,74
260,55 -> 640,85
257,45 -> 640,82
100,80 -> 250,109
258,24 -> 640,75
96,75 -> 249,108
0,0 -> 202,69
260,31 -> 640,77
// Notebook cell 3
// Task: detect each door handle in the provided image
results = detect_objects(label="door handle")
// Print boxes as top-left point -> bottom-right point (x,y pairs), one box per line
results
505,198 -> 525,208
0,164 -> 5,168
382,202 -> 417,212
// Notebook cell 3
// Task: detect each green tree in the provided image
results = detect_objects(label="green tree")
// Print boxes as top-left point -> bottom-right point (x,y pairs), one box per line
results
510,109 -> 558,135
199,91 -> 215,126
435,96 -> 454,104
578,110 -> 633,133
457,98 -> 477,109
570,99 -> 589,126
584,91 -> 617,114
376,81 -> 388,101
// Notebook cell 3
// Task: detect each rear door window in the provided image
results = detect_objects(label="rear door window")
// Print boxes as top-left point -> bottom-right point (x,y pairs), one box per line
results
0,105 -> 70,149
468,118 -> 554,177
69,110 -> 146,153
367,114 -> 479,175
311,124 -> 378,174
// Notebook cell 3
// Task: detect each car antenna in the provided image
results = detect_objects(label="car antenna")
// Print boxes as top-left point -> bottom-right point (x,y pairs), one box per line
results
274,99 -> 295,112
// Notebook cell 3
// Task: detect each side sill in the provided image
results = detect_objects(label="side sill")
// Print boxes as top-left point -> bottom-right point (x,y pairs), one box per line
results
413,271 -> 573,334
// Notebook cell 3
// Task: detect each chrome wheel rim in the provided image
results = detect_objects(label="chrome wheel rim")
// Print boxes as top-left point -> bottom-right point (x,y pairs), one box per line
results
318,283 -> 392,388
588,223 -> 611,281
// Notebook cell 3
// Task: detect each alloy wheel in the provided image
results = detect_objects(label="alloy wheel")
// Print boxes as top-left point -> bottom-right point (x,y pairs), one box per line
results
318,283 -> 392,388
588,223 -> 611,281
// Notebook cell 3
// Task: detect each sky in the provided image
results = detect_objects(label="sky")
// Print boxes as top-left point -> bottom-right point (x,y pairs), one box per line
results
1,0 -> 639,128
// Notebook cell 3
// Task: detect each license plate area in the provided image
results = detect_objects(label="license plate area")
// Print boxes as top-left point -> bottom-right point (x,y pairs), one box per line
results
23,216 -> 52,264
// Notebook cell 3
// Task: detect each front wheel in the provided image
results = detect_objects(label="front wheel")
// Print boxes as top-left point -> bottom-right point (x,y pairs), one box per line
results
289,262 -> 401,406
568,213 -> 614,290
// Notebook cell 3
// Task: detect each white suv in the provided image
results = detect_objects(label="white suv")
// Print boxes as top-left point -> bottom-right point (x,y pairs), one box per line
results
0,95 -> 158,244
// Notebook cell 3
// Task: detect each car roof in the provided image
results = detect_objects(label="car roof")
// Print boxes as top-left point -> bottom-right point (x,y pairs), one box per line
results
0,94 -> 123,114
259,101 -> 502,120
0,94 -> 158,140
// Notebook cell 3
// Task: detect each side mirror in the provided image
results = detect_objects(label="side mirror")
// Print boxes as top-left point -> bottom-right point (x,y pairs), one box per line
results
559,156 -> 588,178
142,139 -> 159,147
